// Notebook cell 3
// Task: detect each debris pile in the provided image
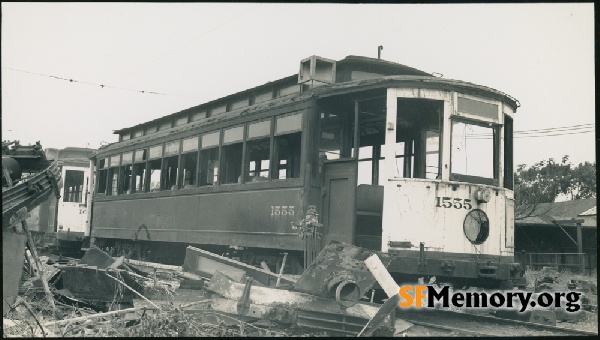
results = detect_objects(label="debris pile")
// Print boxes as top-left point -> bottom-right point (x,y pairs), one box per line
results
4,242 -> 399,337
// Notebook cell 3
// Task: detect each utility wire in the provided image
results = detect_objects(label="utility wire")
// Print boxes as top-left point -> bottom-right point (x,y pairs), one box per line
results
2,66 -> 203,99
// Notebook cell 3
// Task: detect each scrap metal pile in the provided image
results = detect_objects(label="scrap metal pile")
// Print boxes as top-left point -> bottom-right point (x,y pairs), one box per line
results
3,242 -> 404,337
3,140 -> 62,317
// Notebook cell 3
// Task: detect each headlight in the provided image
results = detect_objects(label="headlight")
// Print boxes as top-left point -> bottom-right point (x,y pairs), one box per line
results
463,209 -> 489,245
475,188 -> 491,203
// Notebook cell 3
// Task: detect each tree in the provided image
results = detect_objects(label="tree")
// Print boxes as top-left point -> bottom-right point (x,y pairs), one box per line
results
514,155 -> 596,219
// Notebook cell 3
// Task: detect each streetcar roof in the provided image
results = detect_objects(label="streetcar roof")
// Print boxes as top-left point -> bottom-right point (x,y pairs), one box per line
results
112,55 -> 432,135
95,73 -> 518,157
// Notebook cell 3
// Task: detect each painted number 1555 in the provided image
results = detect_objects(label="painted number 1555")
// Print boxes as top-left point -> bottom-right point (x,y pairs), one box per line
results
271,206 -> 295,216
435,197 -> 472,210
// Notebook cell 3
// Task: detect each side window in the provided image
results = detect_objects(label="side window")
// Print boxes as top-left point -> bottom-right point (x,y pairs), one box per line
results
63,170 -> 84,202
221,126 -> 243,184
199,131 -> 220,186
132,149 -> 147,193
162,141 -> 180,190
246,119 -> 271,182
274,112 -> 302,179
97,158 -> 107,194
148,145 -> 162,192
107,155 -> 120,196
121,151 -> 133,194
181,137 -> 199,188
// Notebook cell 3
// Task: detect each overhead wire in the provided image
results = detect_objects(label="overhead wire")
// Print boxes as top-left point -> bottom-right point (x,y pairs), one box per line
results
2,66 -> 203,99
465,124 -> 594,139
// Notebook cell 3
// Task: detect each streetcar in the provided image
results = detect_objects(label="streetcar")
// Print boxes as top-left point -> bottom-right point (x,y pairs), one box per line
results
89,55 -> 522,288
25,146 -> 95,253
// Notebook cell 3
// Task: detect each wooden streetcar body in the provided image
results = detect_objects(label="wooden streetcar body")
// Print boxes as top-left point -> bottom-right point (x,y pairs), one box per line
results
88,55 -> 522,287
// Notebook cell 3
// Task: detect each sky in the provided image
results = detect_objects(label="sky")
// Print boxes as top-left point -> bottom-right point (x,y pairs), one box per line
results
1,3 -> 595,168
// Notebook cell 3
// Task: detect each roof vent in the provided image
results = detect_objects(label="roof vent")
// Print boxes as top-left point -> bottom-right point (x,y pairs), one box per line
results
298,56 -> 336,88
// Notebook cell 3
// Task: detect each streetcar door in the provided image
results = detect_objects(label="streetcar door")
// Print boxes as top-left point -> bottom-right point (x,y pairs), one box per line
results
321,160 -> 357,246
57,167 -> 89,234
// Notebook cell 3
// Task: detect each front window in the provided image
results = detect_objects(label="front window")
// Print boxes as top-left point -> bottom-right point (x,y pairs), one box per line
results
451,120 -> 498,184
63,170 -> 84,202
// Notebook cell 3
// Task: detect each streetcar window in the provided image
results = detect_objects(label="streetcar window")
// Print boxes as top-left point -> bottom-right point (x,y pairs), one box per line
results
148,159 -> 162,192
97,158 -> 107,194
132,149 -> 146,193
133,163 -> 146,193
107,167 -> 119,196
120,152 -> 133,194
246,120 -> 271,182
63,170 -> 84,203
246,138 -> 270,181
192,111 -> 207,121
273,112 -> 302,180
199,147 -> 219,186
181,136 -> 199,188
121,165 -> 132,194
451,120 -> 498,184
162,155 -> 178,190
319,110 -> 354,160
393,141 -> 413,178
395,98 -> 442,179
175,116 -> 188,126
158,120 -> 172,131
356,97 -> 386,185
181,152 -> 198,188
200,131 -> 220,186
273,132 -> 301,179
221,143 -> 243,184
425,130 -> 440,179
357,146 -> 374,185
222,126 -> 243,184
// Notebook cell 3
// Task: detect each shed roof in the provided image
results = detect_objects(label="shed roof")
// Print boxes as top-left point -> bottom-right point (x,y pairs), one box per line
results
516,198 -> 597,228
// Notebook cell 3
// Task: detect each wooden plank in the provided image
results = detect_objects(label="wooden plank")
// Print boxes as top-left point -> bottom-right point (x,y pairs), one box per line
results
183,246 -> 296,286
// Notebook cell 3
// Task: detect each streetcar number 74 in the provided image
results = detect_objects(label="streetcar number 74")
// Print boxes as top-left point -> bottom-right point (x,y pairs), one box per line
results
435,197 -> 472,210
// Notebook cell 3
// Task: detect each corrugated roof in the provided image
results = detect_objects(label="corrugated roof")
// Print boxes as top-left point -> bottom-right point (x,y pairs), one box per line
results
516,198 -> 597,228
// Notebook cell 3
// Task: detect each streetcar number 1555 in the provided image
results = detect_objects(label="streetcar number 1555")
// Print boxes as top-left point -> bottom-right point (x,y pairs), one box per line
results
271,206 -> 295,216
435,197 -> 472,210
